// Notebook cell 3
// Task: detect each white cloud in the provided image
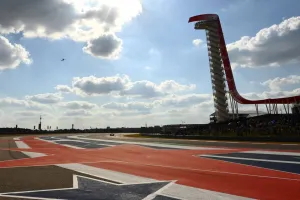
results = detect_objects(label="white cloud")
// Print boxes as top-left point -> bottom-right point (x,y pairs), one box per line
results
25,93 -> 63,104
192,39 -> 203,47
0,35 -> 32,70
145,66 -> 152,70
64,109 -> 92,116
0,98 -> 29,108
59,101 -> 98,110
55,85 -> 73,93
228,16 -> 300,69
61,74 -> 196,98
102,93 -> 211,112
82,34 -> 122,59
159,80 -> 196,92
120,80 -> 196,98
1,86 -> 299,128
261,75 -> 300,91
102,102 -> 153,112
154,94 -> 211,107
71,75 -> 130,96
14,111 -> 48,118
243,88 -> 300,100
148,48 -> 160,56
120,80 -> 164,98
0,97 -> 47,110
0,0 -> 142,59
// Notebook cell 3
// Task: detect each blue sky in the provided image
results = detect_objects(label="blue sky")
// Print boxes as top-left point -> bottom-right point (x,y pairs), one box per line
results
0,0 -> 299,128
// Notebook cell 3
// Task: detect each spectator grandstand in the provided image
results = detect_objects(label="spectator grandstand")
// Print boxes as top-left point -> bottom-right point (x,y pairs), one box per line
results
158,114 -> 300,138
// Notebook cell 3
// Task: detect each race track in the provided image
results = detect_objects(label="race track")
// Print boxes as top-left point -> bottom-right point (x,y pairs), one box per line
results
0,134 -> 300,200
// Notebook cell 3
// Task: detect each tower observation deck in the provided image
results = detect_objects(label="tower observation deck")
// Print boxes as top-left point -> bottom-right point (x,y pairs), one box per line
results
188,14 -> 300,122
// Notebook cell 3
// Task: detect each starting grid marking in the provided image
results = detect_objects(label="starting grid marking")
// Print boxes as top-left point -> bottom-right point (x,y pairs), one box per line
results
39,136 -> 228,150
200,150 -> 300,175
13,136 -> 300,146
7,137 -> 254,200
2,136 -> 300,200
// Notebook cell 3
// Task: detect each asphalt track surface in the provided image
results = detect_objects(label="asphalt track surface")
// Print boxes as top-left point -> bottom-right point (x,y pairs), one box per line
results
0,134 -> 300,200
87,133 -> 300,150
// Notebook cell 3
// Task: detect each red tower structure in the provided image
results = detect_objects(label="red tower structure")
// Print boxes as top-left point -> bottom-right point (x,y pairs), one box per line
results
189,14 -> 300,121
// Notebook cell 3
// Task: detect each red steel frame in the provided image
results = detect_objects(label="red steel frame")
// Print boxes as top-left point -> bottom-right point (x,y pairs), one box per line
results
189,14 -> 300,105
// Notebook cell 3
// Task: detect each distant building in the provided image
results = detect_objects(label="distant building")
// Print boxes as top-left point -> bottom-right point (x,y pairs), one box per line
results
209,111 -> 267,123
292,103 -> 300,115
72,124 -> 74,129
38,115 -> 42,131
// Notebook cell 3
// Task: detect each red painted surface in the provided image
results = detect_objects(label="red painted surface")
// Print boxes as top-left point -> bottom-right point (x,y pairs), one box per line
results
188,14 -> 300,104
1,137 -> 300,199
90,161 -> 300,200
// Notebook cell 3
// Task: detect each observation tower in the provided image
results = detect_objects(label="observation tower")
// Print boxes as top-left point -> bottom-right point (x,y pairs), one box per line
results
189,14 -> 300,122
193,15 -> 229,122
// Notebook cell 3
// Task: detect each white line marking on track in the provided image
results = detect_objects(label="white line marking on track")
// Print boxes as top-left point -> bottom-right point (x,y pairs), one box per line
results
250,143 -> 267,144
202,155 -> 300,164
160,182 -> 253,200
59,163 -> 254,200
70,136 -> 227,150
243,150 -> 300,156
15,141 -> 30,149
4,138 -> 258,200
61,144 -> 84,149
15,141 -> 46,158
37,138 -> 84,149
57,163 -> 155,184
224,142 -> 240,144
142,181 -> 176,200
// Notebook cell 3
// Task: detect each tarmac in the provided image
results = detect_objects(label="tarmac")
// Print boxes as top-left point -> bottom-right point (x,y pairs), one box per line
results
86,133 -> 300,150
0,133 -> 299,200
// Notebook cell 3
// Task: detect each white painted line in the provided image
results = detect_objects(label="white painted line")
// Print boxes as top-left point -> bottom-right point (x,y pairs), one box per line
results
3,138 -> 261,200
61,144 -> 84,149
143,181 -> 176,200
204,141 -> 218,142
202,155 -> 300,165
0,194 -> 51,200
21,152 -> 46,158
56,139 -> 90,144
243,150 -> 300,156
15,141 -> 46,158
160,182 -> 253,200
57,163 -> 155,184
37,138 -> 84,149
15,141 -> 30,149
13,137 -> 20,140
58,163 -> 254,200
224,142 -> 240,144
250,143 -> 267,145
70,136 -> 227,150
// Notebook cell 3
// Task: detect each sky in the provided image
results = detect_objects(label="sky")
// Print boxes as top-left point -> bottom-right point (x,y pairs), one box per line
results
0,0 -> 300,129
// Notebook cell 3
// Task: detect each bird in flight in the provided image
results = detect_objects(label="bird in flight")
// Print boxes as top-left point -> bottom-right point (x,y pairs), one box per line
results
61,58 -> 65,61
